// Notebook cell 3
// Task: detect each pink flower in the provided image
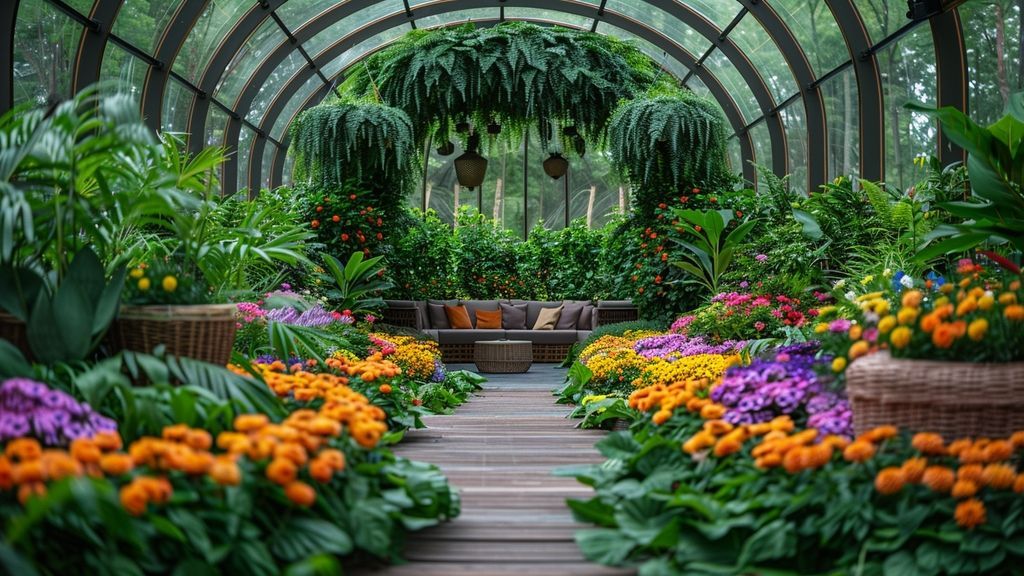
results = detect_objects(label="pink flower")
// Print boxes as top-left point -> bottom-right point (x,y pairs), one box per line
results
754,321 -> 766,331
755,254 -> 768,263
364,314 -> 377,324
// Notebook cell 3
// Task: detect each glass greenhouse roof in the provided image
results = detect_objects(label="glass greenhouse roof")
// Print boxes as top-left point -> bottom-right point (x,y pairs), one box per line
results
4,0 -> 1006,199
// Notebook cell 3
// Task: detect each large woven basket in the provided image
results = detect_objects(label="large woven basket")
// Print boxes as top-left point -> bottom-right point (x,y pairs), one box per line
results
846,351 -> 1024,439
109,304 -> 238,367
0,312 -> 32,360
474,340 -> 533,373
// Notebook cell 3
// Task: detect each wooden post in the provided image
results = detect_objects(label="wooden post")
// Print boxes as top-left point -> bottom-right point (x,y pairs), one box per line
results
586,184 -> 596,227
424,182 -> 432,213
493,178 -> 503,221
618,186 -> 626,213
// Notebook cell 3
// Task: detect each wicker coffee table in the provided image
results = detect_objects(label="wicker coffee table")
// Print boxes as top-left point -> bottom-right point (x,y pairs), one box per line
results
473,340 -> 533,373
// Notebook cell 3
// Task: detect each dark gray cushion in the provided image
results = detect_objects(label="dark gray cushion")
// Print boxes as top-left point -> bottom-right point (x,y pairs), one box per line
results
505,330 -> 579,345
460,300 -> 500,325
597,300 -> 635,309
427,299 -> 458,329
500,302 -> 528,329
526,301 -> 563,328
435,329 -> 507,345
555,302 -> 586,330
578,304 -> 595,330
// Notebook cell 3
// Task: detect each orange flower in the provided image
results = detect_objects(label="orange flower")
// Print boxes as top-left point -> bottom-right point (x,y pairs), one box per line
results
17,482 -> 46,505
209,457 -> 241,486
897,307 -> 919,325
273,443 -> 308,467
922,466 -> 955,493
954,498 -> 986,529
931,324 -> 957,349
378,384 -> 392,394
99,453 -> 134,476
984,440 -> 1013,462
185,429 -> 212,451
1014,474 -> 1024,494
958,464 -> 984,484
69,438 -> 103,464
162,424 -> 189,442
901,290 -> 923,308
848,340 -> 870,360
308,458 -> 335,483
783,447 -> 808,474
284,481 -> 316,507
12,460 -> 45,484
234,414 -> 269,432
93,431 -> 123,451
920,313 -> 941,334
952,479 -> 978,499
713,437 -> 743,458
317,449 -> 346,471
755,453 -> 782,469
863,426 -> 898,443
911,433 -> 945,455
901,458 -> 927,484
947,438 -> 972,457
4,438 -> 41,462
769,416 -> 794,433
700,403 -> 726,420
682,431 -> 716,454
875,467 -> 906,495
1010,431 -> 1024,448
981,464 -> 1017,489
119,481 -> 149,516
0,456 -> 12,490
308,418 -> 342,436
703,420 -> 734,436
791,429 -> 819,445
804,443 -> 834,469
959,447 -> 987,465
652,410 -> 672,426
266,458 -> 298,485
136,476 -> 172,503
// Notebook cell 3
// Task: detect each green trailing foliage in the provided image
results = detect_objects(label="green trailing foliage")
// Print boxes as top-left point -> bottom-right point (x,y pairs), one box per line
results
290,103 -> 416,189
342,22 -> 663,149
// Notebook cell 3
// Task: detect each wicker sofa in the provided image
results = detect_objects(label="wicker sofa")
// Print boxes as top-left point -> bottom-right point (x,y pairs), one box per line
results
380,299 -> 638,363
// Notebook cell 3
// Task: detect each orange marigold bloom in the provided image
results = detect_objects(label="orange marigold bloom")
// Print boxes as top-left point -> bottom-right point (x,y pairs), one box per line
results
1014,474 -> 1024,494
769,416 -> 794,433
234,414 -> 270,432
1005,304 -> 1024,321
931,324 -> 957,349
273,443 -> 309,466
959,447 -> 988,465
984,440 -> 1014,462
0,456 -> 12,490
1010,431 -> 1024,448
901,290 -> 923,308
308,417 -> 342,436
703,420 -> 734,436
901,458 -> 928,483
922,466 -> 956,493
17,482 -> 46,505
266,458 -> 298,485
958,464 -> 984,484
748,423 -> 772,436
179,452 -> 214,475
763,430 -> 788,442
911,433 -> 946,455
699,403 -> 726,420
136,476 -> 172,503
864,426 -> 898,443
848,340 -> 870,360
308,458 -> 335,483
378,384 -> 392,394
791,429 -> 819,445
284,481 -> 317,507
651,409 -> 672,426
920,313 -> 941,334
804,443 -> 834,469
952,479 -> 979,499
318,449 -> 346,471
248,437 -> 278,461
209,457 -> 241,486
682,431 -> 716,454
782,447 -> 808,474
947,438 -> 973,457
92,431 -> 123,451
756,453 -> 782,469
875,467 -> 906,495
954,499 -> 987,530
685,397 -> 708,412
822,436 -> 851,450
185,429 -> 213,451
12,460 -> 45,484
161,424 -> 190,442
713,437 -> 743,458
981,464 -> 1017,489
119,481 -> 149,515
99,453 -> 134,476
4,438 -> 41,462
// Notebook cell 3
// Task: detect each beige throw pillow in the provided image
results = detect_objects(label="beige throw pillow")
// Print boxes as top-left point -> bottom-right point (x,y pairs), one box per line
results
532,305 -> 563,330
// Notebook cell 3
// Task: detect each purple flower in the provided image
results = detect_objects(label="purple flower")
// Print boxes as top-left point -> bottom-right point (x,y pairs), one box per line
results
634,334 -> 744,360
431,360 -> 447,382
266,305 -> 339,327
0,378 -> 119,447
755,254 -> 768,263
828,319 -> 852,333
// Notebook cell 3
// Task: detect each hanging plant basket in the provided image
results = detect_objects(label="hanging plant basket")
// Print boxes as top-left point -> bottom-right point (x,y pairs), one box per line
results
846,351 -> 1024,439
0,312 -> 31,360
109,304 -> 238,367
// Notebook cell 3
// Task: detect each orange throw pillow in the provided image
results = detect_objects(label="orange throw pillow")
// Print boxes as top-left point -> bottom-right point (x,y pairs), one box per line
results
444,304 -> 473,329
475,308 -> 502,329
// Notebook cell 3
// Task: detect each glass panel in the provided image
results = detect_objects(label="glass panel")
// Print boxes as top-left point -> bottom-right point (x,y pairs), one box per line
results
204,105 -> 229,149
960,0 -> 1023,128
876,23 -> 937,191
174,0 -> 256,84
502,8 -> 591,29
821,65 -> 860,182
319,27 -> 409,79
242,51 -> 307,125
99,41 -> 147,109
673,0 -> 742,29
112,0 -> 183,55
236,126 -> 255,195
703,49 -> 761,124
162,76 -> 194,135
852,0 -> 905,45
526,133 -> 567,231
272,76 -> 324,141
769,0 -> 849,78
779,102 -> 808,192
726,136 -> 743,179
569,149 -> 621,229
260,143 -> 277,191
481,137 -> 526,235
13,0 -> 82,107
604,0 -> 713,58
64,0 -> 94,15
730,15 -> 798,103
749,121 -> 772,191
278,0 -> 400,31
417,8 -> 498,29
214,20 -> 287,106
594,22 -> 690,82
686,75 -> 712,101
423,140 -> 460,225
283,151 -> 295,187
302,2 -> 401,58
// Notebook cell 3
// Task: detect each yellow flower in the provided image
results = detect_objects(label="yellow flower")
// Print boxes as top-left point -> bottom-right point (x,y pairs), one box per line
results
860,275 -> 875,286
978,295 -> 995,311
999,293 -> 1017,306
889,326 -> 913,349
129,268 -> 144,279
137,278 -> 151,291
878,315 -> 897,334
897,307 -> 919,325
814,322 -> 828,334
831,357 -> 847,372
817,306 -> 836,318
848,340 -> 870,360
857,291 -> 884,302
848,325 -> 863,340
161,275 -> 178,292
967,318 -> 988,341
873,299 -> 891,315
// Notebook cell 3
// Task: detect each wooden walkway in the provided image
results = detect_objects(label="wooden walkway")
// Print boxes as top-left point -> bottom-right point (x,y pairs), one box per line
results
353,366 -> 632,576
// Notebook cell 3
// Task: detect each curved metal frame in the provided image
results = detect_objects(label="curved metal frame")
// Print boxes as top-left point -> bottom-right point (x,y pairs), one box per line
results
71,0 -> 122,94
930,8 -> 968,167
825,0 -> 884,182
2,0 -> 20,112
214,0 -> 782,196
140,1 -> 210,134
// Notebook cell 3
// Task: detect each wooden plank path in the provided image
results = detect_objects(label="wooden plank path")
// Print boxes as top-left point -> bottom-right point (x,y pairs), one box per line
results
353,366 -> 633,576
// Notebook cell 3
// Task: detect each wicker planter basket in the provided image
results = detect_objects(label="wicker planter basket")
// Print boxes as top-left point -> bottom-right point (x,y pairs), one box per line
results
109,304 -> 238,367
846,351 -> 1024,439
0,312 -> 31,360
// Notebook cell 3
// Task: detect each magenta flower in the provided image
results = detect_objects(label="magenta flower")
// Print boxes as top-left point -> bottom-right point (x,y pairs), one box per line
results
755,254 -> 768,263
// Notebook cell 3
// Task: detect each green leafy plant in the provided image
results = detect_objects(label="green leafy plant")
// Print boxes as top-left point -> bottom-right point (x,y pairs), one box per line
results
670,209 -> 758,296
321,251 -> 392,314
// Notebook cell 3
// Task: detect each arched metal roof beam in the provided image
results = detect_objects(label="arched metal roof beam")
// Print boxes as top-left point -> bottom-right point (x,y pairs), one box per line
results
226,0 -> 771,196
1,0 -> 20,112
248,8 -> 757,195
930,7 -> 968,167
738,0 -> 827,192
71,1 -> 123,94
140,1 -> 210,135
824,0 -> 884,181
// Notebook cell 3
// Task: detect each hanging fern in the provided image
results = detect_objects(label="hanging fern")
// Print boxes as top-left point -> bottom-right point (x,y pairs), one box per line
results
289,102 -> 416,189
608,91 -> 732,196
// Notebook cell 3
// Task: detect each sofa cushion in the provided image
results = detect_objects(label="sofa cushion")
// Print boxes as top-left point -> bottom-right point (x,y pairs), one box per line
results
597,300 -> 635,309
526,301 -> 563,328
427,299 -> 458,329
533,305 -> 563,330
475,308 -> 502,329
436,329 -> 507,345
500,302 -> 528,329
445,304 -> 473,329
578,304 -> 595,330
461,300 -> 500,325
505,330 -> 579,345
555,302 -> 586,330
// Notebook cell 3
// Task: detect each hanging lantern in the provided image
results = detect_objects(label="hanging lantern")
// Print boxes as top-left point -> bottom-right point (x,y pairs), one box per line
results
543,153 -> 569,180
436,140 -> 455,156
455,121 -> 471,133
563,125 -> 578,137
455,151 -> 488,189
487,121 -> 502,135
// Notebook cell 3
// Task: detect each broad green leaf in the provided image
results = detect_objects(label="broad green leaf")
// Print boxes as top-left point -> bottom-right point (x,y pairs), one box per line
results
575,529 -> 635,565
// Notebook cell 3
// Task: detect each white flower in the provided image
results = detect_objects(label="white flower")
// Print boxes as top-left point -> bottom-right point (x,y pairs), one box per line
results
900,275 -> 914,289
834,279 -> 847,289
883,268 -> 893,278
845,290 -> 857,301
